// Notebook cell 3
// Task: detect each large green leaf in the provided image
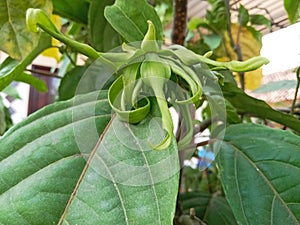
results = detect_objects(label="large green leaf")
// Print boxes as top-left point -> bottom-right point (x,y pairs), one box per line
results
52,0 -> 89,24
59,98 -> 180,225
222,82 -> 300,133
104,0 -> 163,42
0,33 -> 51,91
0,91 -> 111,224
180,191 -> 237,225
284,0 -> 300,24
0,0 -> 52,60
88,0 -> 123,52
216,123 -> 300,225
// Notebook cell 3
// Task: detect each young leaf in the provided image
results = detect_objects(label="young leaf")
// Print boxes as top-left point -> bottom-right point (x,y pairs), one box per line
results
250,14 -> 272,30
216,123 -> 300,224
0,0 -> 52,60
0,91 -> 111,224
104,0 -> 163,42
284,0 -> 300,24
238,4 -> 249,27
58,98 -> 180,224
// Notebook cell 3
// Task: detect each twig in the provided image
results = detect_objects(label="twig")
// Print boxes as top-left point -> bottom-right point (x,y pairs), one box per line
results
26,69 -> 62,79
291,67 -> 300,116
171,0 -> 187,45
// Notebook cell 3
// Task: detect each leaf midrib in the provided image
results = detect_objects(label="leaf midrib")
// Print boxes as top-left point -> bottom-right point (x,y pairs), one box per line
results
125,121 -> 162,224
226,141 -> 299,224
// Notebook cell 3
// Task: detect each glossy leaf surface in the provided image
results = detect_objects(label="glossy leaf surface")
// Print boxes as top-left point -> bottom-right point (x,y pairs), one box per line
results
216,123 -> 300,225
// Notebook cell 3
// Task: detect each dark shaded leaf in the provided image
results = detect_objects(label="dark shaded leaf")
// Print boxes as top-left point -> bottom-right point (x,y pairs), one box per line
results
58,66 -> 86,101
222,82 -> 300,133
88,0 -> 123,51
53,0 -> 89,24
180,191 -> 237,225
216,123 -> 300,224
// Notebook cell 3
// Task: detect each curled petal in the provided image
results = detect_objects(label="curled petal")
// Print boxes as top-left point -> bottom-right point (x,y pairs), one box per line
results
163,58 -> 202,105
108,76 -> 150,124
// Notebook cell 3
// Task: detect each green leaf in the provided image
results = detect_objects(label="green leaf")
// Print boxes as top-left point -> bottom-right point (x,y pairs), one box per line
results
187,17 -> 211,30
0,0 -> 52,60
180,192 -> 237,225
250,14 -> 272,30
2,85 -> 21,99
88,0 -> 123,52
0,91 -> 111,224
222,82 -> 300,133
104,0 -> 163,42
53,0 -> 89,24
0,33 -> 51,91
253,80 -> 297,93
59,98 -> 180,224
15,72 -> 48,92
238,4 -> 249,27
202,34 -> 222,50
284,0 -> 300,24
216,123 -> 300,224
58,58 -> 117,101
58,66 -> 86,101
0,96 -> 7,135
